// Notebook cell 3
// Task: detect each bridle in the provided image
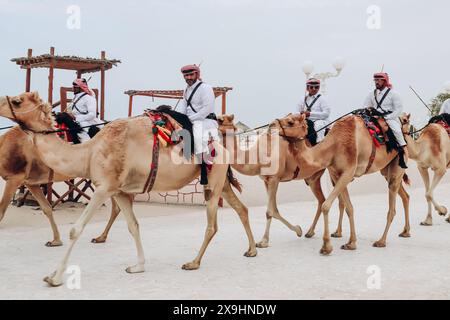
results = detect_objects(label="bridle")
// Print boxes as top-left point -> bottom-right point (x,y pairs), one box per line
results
274,118 -> 306,143
5,95 -> 51,134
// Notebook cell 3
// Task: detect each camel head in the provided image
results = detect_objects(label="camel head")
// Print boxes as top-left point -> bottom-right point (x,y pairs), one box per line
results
0,92 -> 55,131
399,112 -> 411,134
268,113 -> 308,139
217,114 -> 236,135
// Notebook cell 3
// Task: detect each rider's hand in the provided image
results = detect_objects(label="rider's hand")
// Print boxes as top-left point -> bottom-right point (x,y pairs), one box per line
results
305,111 -> 311,117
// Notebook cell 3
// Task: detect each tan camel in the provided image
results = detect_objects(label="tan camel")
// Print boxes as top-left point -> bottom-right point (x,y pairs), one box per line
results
0,126 -> 121,246
275,113 -> 411,254
400,113 -> 450,225
90,114 -> 346,246
0,92 -> 257,287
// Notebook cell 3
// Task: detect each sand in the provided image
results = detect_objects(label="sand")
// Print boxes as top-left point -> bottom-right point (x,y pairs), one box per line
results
0,177 -> 449,300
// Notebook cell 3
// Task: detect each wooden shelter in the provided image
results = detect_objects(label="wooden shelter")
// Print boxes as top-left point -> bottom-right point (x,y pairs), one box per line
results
125,87 -> 233,116
11,46 -> 120,206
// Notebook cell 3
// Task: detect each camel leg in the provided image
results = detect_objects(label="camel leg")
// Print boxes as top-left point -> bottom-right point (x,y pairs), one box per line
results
257,178 -> 302,248
182,178 -> 223,270
397,183 -> 411,237
373,165 -> 403,248
338,187 -> 357,250
221,181 -> 257,257
0,179 -> 23,223
43,189 -> 112,287
305,176 -> 325,238
91,197 -> 121,244
113,193 -> 145,274
418,167 -> 433,226
26,185 -> 62,247
429,169 -> 448,217
319,173 -> 354,255
332,196 -> 346,238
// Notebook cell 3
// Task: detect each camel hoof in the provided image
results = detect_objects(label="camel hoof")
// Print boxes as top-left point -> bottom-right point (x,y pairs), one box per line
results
243,250 -> 257,258
45,240 -> 63,247
182,262 -> 200,270
372,241 -> 386,248
91,237 -> 106,244
256,241 -> 269,248
446,217 -> 450,223
420,221 -> 433,226
320,246 -> 333,255
294,225 -> 303,237
305,230 -> 315,238
125,264 -> 145,274
436,206 -> 448,216
331,232 -> 342,238
43,274 -> 63,287
398,231 -> 411,238
341,243 -> 356,250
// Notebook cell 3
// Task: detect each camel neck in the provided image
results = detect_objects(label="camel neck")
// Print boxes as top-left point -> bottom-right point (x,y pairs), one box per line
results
295,137 -> 334,179
33,133 -> 91,178
403,133 -> 420,160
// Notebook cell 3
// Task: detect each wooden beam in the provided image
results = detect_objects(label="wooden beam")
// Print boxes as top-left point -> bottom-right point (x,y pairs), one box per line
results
221,92 -> 226,114
128,95 -> 133,117
48,47 -> 55,104
25,49 -> 32,92
100,51 -> 106,120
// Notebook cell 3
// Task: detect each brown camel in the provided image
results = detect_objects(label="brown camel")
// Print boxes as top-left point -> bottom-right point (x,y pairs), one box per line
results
91,113 -> 346,246
275,113 -> 411,255
0,125 -> 121,247
217,114 -> 347,243
0,92 -> 257,287
400,113 -> 450,225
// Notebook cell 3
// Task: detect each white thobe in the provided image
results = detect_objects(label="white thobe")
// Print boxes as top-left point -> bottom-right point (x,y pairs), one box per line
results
439,98 -> 450,115
298,94 -> 331,142
68,93 -> 102,143
363,87 -> 406,146
177,80 -> 218,155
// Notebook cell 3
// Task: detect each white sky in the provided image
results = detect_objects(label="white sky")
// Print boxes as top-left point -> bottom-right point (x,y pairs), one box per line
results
1,0 -> 449,128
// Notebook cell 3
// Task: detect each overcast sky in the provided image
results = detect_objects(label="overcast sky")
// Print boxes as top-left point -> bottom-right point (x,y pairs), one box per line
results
1,0 -> 449,129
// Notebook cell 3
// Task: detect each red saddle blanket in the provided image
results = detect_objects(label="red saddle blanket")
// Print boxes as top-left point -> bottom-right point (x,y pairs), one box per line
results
436,120 -> 450,136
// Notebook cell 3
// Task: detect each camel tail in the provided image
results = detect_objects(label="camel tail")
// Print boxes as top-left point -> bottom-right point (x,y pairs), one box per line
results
227,166 -> 242,193
403,172 -> 411,186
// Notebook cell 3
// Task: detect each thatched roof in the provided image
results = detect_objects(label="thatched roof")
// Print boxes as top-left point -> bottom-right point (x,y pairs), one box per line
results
125,87 -> 233,99
11,54 -> 121,73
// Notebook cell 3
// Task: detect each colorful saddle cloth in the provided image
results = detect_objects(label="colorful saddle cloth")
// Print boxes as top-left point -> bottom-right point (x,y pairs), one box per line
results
429,113 -> 450,136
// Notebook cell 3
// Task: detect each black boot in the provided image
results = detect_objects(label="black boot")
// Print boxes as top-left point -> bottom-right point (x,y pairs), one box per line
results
200,161 -> 208,185
398,146 -> 408,169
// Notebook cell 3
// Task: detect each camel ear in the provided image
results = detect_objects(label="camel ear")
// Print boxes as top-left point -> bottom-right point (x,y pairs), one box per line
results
30,91 -> 40,102
229,114 -> 234,121
299,113 -> 306,121
407,113 -> 411,119
11,96 -> 22,105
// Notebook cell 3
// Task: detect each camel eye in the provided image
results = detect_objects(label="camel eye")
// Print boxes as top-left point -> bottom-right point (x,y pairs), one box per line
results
288,120 -> 294,126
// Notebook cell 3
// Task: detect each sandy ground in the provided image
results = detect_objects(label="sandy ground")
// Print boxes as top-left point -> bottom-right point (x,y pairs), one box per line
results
0,180 -> 449,300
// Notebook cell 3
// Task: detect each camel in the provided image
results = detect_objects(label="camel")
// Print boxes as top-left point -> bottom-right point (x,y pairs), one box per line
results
0,92 -> 257,287
0,125 -> 121,247
90,113 -> 347,247
400,113 -> 450,225
274,112 -> 411,255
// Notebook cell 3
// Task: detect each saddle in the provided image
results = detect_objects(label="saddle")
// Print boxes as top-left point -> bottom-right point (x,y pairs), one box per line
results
355,109 -> 397,152
429,113 -> 450,136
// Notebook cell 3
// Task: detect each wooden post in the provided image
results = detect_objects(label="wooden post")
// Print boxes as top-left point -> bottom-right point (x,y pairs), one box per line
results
48,47 -> 55,104
128,95 -> 133,117
77,70 -> 82,78
100,51 -> 106,120
221,92 -> 226,114
25,49 -> 32,92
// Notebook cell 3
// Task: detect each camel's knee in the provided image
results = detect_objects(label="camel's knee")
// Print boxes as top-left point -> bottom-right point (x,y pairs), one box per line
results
69,227 -> 82,240
321,201 -> 332,214
127,221 -> 140,234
